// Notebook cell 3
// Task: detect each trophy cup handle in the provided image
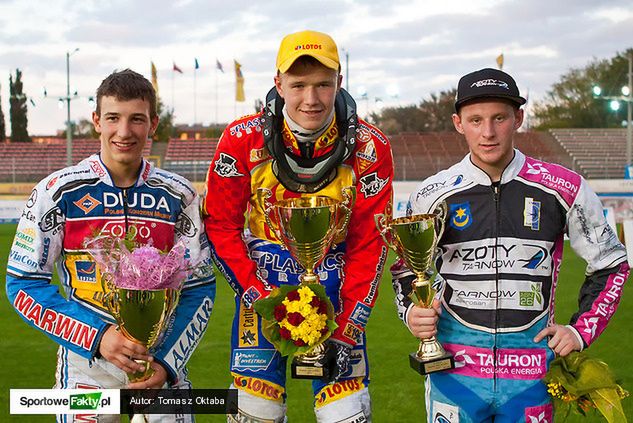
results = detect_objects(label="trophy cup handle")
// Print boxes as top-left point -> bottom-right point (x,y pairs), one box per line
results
434,201 -> 447,242
335,186 -> 356,238
432,201 -> 447,262
102,290 -> 120,320
256,188 -> 281,240
374,213 -> 397,252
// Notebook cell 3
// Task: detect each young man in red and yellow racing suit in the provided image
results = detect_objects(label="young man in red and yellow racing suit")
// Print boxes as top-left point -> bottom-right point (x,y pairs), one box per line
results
204,30 -> 393,422
6,70 -> 215,423
392,68 -> 629,423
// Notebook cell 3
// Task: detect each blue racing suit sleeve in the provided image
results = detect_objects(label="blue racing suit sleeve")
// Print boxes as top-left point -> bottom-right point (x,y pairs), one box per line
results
5,180 -> 109,359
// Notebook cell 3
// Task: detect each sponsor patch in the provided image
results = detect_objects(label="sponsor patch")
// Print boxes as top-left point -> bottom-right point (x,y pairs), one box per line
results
359,172 -> 388,198
444,343 -> 547,380
46,176 -> 59,190
12,232 -> 35,252
229,117 -> 260,137
525,404 -> 553,423
363,246 -> 387,303
449,202 -> 472,231
39,207 -> 64,233
26,189 -> 37,208
8,249 -> 38,270
443,238 -> 551,275
231,349 -> 276,371
74,193 -> 102,215
89,160 -> 106,178
39,237 -> 51,269
214,153 -> 244,177
522,159 -> 580,205
249,147 -> 270,162
448,279 -> 544,311
75,261 -> 97,283
238,302 -> 259,347
432,401 -> 459,423
349,302 -> 371,328
356,140 -> 377,173
339,350 -> 367,379
13,290 -> 98,350
233,374 -> 284,402
314,377 -> 364,408
523,197 -> 541,230
416,175 -> 464,200
100,220 -> 154,241
242,286 -> 262,308
356,126 -> 372,143
471,78 -> 509,90
595,222 -> 616,244
342,322 -> 363,343
13,228 -> 36,252
166,298 -> 213,371
175,213 -> 197,237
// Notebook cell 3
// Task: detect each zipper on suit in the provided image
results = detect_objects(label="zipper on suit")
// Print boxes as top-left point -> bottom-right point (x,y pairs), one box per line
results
122,188 -> 130,234
492,182 -> 501,393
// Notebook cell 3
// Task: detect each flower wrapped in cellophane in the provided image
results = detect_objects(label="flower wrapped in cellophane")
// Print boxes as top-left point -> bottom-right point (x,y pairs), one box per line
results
254,284 -> 338,357
84,233 -> 191,291
543,352 -> 629,422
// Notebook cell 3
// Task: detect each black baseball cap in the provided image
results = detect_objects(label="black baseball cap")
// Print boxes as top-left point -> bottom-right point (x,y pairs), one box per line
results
455,68 -> 527,112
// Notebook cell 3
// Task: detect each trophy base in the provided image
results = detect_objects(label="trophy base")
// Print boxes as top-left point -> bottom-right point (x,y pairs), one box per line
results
409,352 -> 455,375
291,358 -> 329,380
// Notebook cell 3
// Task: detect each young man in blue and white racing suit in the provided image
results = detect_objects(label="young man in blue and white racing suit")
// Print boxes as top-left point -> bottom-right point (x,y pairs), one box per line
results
6,69 -> 216,423
391,68 -> 629,422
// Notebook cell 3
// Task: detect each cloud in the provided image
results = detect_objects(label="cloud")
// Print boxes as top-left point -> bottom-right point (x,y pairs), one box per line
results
0,0 -> 631,134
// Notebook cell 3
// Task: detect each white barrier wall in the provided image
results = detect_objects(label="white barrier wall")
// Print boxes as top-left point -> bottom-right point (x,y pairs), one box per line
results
624,220 -> 633,264
0,200 -> 26,223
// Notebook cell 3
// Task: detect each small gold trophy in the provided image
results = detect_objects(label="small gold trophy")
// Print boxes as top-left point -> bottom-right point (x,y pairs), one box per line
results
256,187 -> 354,379
375,204 -> 455,375
102,277 -> 180,382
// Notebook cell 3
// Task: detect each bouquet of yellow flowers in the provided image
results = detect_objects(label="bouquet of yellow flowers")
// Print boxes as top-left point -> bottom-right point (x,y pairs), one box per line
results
254,284 -> 337,356
543,352 -> 628,422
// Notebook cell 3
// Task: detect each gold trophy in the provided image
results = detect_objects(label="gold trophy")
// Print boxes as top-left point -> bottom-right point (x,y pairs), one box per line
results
102,275 -> 180,382
256,187 -> 354,379
375,203 -> 455,375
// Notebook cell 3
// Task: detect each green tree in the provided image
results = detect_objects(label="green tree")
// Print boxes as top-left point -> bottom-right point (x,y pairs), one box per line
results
533,48 -> 632,129
370,89 -> 457,133
153,99 -> 174,142
60,118 -> 98,139
0,83 -> 6,142
9,69 -> 30,142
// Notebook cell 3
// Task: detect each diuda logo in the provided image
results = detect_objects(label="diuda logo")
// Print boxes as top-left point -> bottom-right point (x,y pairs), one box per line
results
449,202 -> 472,231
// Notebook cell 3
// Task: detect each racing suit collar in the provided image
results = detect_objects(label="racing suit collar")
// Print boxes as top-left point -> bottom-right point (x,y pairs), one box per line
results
92,153 -> 153,188
463,148 -> 525,185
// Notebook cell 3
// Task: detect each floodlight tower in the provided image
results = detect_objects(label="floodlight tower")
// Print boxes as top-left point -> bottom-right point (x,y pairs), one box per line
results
592,53 -> 633,174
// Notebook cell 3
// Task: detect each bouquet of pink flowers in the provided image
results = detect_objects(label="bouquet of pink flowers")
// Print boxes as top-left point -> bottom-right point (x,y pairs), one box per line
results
85,233 -> 191,290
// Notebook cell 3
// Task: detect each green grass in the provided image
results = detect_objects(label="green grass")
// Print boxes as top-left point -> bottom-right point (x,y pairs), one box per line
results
1,223 -> 631,421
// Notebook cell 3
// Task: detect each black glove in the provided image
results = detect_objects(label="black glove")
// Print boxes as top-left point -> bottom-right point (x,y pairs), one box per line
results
322,340 -> 352,383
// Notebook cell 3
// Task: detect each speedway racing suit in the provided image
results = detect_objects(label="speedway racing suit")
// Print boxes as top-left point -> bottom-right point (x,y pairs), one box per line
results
392,150 -> 629,422
6,154 -> 216,422
204,111 -> 393,422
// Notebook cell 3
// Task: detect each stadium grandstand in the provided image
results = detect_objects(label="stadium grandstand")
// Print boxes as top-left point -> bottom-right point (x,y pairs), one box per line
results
0,129 -> 629,183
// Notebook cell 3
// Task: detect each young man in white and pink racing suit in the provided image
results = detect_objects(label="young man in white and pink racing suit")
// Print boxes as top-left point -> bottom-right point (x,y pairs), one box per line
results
391,68 -> 629,423
204,30 -> 393,422
6,69 -> 216,423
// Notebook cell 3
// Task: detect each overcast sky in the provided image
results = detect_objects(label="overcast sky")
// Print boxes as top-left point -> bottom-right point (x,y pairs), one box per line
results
1,0 -> 632,136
